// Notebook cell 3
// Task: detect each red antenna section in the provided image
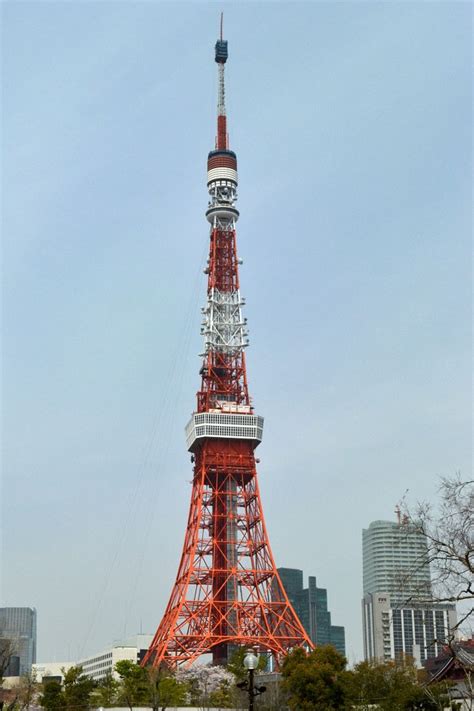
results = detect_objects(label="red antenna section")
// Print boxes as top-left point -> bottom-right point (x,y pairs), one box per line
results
143,24 -> 312,670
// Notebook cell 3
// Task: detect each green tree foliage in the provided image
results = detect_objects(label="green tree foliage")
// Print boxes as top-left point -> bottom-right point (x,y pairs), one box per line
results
114,660 -> 149,711
146,666 -> 188,711
281,645 -> 349,710
281,648 -> 458,710
39,681 -> 64,711
345,659 -> 456,711
207,678 -> 234,708
63,666 -> 96,711
153,675 -> 188,711
40,667 -> 95,711
93,673 -> 119,708
346,659 -> 411,709
282,647 -> 457,711
114,660 -> 188,711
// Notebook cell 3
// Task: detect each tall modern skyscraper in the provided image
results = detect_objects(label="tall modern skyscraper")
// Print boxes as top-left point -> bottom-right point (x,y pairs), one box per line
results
361,520 -> 456,664
277,568 -> 346,656
0,607 -> 37,676
363,519 -> 432,605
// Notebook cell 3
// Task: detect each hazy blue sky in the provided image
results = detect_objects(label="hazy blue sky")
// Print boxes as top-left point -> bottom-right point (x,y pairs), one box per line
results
2,1 -> 471,664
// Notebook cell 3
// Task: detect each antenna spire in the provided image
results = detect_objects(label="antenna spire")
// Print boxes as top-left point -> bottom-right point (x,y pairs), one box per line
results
214,15 -> 229,150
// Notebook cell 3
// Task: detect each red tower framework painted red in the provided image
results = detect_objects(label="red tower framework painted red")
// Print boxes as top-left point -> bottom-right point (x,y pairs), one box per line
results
143,24 -> 312,669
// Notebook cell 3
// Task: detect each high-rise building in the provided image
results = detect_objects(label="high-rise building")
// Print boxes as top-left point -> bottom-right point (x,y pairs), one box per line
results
277,568 -> 346,656
363,520 -> 432,605
0,607 -> 37,676
362,520 -> 456,664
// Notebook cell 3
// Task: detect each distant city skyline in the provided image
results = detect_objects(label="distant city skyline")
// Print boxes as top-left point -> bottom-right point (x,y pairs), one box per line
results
3,2 -> 471,664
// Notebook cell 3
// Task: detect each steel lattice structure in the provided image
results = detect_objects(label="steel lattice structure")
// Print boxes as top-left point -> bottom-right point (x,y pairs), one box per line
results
143,23 -> 312,669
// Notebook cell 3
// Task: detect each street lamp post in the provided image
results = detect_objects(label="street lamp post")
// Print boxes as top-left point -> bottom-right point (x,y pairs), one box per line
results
244,651 -> 257,711
238,650 -> 266,711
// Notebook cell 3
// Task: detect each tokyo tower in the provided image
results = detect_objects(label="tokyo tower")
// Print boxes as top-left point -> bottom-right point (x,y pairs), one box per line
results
143,21 -> 312,669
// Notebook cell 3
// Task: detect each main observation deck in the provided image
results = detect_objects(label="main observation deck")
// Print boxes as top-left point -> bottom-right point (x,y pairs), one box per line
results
186,405 -> 264,451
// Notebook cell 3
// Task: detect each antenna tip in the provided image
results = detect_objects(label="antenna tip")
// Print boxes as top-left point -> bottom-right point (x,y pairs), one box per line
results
215,12 -> 228,64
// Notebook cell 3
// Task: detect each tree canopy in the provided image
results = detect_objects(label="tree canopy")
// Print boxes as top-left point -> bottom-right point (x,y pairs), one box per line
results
114,660 -> 149,711
281,646 -> 458,710
281,646 -> 349,710
39,666 -> 95,711
345,659 -> 455,711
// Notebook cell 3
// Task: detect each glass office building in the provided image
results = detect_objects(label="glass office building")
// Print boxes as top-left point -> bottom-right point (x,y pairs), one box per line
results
0,607 -> 37,676
277,568 -> 346,656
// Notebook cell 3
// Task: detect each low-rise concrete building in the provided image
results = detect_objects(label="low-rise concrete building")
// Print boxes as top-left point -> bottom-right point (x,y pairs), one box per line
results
78,634 -> 154,681
33,662 -> 74,683
35,634 -> 154,683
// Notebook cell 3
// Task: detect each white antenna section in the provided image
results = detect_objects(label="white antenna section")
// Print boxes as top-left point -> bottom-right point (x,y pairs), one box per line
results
200,284 -> 248,356
217,63 -> 226,117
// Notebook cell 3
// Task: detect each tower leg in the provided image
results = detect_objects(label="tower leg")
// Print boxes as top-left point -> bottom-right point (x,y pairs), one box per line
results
143,441 -> 312,669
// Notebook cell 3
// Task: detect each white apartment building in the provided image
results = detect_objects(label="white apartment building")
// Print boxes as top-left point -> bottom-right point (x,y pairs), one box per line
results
363,520 -> 432,605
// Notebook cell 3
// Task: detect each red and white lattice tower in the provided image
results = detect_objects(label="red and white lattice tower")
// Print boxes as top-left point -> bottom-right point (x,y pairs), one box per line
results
143,22 -> 312,669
